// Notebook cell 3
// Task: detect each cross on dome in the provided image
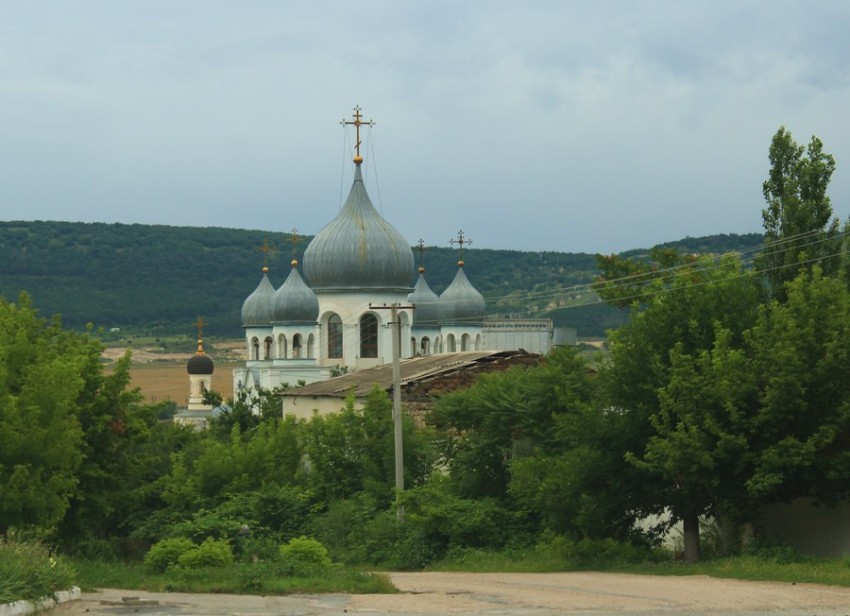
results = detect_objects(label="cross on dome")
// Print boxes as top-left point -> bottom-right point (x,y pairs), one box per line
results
450,230 -> 472,266
256,238 -> 276,273
340,105 -> 374,165
289,228 -> 300,267
194,315 -> 206,354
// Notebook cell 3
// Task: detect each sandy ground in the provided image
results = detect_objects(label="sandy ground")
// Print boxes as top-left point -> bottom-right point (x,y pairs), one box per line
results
51,572 -> 850,615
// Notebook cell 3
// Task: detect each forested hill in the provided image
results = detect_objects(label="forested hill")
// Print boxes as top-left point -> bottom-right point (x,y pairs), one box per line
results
0,221 -> 763,338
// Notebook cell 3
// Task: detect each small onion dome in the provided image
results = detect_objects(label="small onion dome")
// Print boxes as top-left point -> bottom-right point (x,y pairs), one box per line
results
241,268 -> 275,327
439,263 -> 486,325
187,351 -> 214,375
187,339 -> 214,374
303,165 -> 415,291
270,260 -> 319,323
407,269 -> 440,328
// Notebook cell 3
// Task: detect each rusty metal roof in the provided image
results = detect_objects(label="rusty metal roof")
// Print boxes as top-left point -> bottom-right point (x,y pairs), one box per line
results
280,350 -> 528,399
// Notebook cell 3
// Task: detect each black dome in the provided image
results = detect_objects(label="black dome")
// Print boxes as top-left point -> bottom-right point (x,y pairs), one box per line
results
187,353 -> 214,375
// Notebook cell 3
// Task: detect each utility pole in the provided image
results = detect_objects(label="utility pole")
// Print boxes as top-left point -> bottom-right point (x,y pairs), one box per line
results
370,302 -> 414,518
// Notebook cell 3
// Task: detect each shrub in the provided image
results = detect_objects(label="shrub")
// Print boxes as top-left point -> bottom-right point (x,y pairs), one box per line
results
0,540 -> 76,603
144,537 -> 196,572
279,536 -> 334,576
177,537 -> 234,569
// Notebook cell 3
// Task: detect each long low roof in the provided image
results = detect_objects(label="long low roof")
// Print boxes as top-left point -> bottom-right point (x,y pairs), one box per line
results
280,351 -> 531,399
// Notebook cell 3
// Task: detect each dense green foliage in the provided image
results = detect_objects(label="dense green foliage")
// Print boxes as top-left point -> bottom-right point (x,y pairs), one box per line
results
0,220 -> 762,337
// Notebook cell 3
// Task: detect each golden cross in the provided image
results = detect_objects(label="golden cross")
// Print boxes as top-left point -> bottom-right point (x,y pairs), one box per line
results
290,227 -> 300,263
194,316 -> 206,354
194,316 -> 206,339
450,229 -> 472,262
256,238 -> 276,270
340,105 -> 374,163
418,237 -> 425,265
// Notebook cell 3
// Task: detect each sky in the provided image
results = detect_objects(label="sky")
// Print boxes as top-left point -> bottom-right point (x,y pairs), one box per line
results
2,1 -> 849,254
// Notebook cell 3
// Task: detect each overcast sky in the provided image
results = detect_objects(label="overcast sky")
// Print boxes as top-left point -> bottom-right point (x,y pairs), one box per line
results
2,1 -> 849,254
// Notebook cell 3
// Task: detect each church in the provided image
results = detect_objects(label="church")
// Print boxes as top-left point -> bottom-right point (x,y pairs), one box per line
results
232,107 -> 567,395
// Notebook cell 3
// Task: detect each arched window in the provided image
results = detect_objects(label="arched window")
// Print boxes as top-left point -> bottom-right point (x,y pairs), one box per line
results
307,333 -> 315,358
475,333 -> 482,351
420,336 -> 431,355
278,334 -> 288,359
264,336 -> 273,359
328,314 -> 343,359
461,333 -> 471,351
411,337 -> 417,355
292,334 -> 302,358
446,334 -> 456,353
360,313 -> 378,358
251,337 -> 260,360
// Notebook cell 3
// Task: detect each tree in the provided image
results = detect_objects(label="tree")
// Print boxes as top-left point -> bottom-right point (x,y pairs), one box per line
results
602,255 -> 762,561
0,294 -> 88,535
756,127 -> 841,301
429,347 -> 592,501
626,330 -> 755,561
744,268 -> 850,509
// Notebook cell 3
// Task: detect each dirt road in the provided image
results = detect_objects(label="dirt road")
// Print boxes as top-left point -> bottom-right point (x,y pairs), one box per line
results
52,571 -> 850,615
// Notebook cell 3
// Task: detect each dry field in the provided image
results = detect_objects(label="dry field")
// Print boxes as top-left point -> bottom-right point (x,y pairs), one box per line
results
103,340 -> 244,405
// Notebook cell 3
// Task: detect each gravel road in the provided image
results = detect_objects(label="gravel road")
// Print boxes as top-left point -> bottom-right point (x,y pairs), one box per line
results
52,571 -> 850,615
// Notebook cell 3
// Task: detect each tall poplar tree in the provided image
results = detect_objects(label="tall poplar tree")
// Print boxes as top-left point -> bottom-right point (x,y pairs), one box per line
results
757,127 -> 841,301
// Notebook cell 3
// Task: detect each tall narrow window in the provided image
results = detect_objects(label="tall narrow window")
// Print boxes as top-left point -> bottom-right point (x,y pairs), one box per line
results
360,313 -> 378,358
251,337 -> 260,360
328,314 -> 343,359
292,334 -> 302,358
264,336 -> 273,359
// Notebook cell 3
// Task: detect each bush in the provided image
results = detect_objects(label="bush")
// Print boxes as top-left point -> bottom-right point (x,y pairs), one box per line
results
144,537 -> 196,572
177,538 -> 234,569
279,537 -> 334,576
0,540 -> 76,603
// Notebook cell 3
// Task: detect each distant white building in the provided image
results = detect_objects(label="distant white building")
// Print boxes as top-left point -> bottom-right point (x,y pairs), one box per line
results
174,326 -> 228,428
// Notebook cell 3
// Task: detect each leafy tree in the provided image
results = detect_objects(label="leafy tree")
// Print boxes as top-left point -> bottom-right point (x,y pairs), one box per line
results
626,330 -> 756,561
430,347 -> 592,500
594,247 -> 696,309
756,127 -> 841,301
58,351 -> 159,545
0,294 -> 90,535
601,255 -> 762,561
301,387 -> 432,508
744,268 -> 850,509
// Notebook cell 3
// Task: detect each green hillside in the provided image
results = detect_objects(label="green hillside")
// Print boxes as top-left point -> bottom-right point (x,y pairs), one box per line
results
0,220 -> 763,338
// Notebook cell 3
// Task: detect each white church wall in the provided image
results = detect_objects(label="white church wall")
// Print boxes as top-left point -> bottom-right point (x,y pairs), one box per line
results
316,291 -> 413,371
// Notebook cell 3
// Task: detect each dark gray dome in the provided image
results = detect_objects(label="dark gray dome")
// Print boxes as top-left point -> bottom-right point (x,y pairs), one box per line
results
302,166 -> 415,291
439,265 -> 486,325
271,263 -> 319,324
408,270 -> 440,328
187,352 -> 214,375
241,270 -> 275,327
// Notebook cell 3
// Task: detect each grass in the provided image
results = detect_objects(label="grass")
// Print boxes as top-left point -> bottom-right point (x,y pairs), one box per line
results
427,541 -> 850,587
72,559 -> 397,595
0,540 -> 77,604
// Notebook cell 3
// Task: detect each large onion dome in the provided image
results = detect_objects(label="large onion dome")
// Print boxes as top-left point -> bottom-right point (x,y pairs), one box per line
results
439,262 -> 486,325
187,339 -> 214,374
303,166 -> 415,291
241,268 -> 275,327
407,267 -> 441,328
271,260 -> 319,323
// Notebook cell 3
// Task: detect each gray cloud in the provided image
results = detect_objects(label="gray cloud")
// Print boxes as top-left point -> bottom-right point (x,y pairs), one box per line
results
1,0 -> 849,254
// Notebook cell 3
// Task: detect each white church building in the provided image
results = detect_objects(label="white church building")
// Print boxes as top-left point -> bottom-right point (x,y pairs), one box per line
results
233,107 -> 564,394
